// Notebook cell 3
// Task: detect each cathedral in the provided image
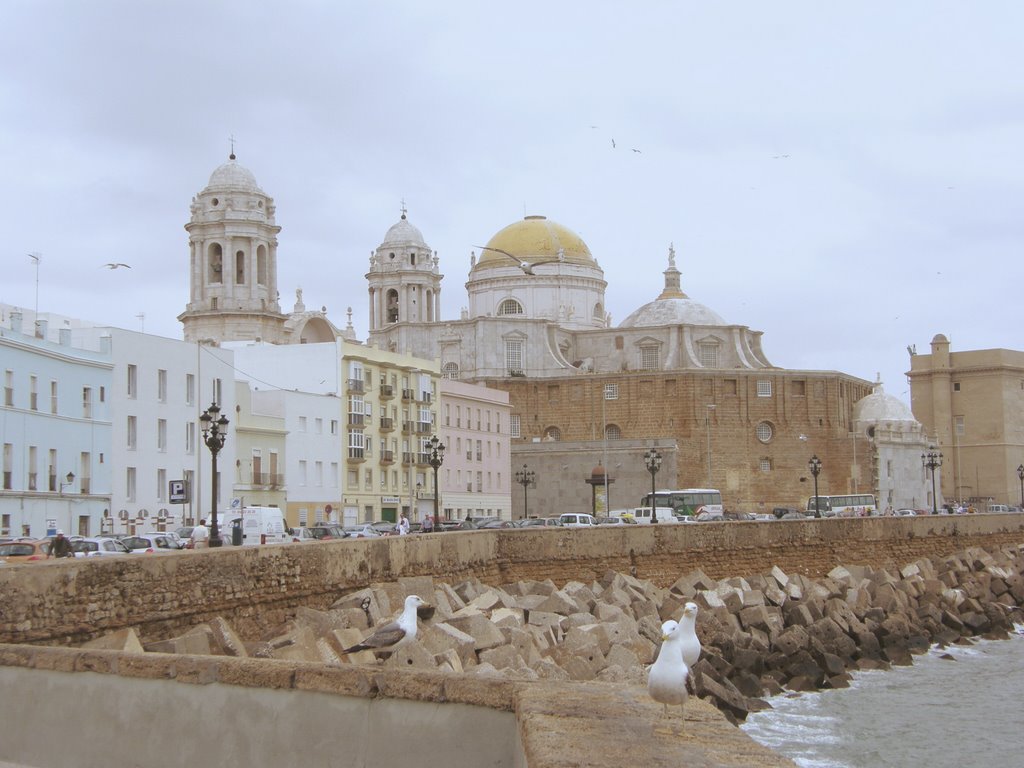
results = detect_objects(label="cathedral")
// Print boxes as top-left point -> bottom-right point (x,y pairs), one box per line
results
179,153 -> 937,515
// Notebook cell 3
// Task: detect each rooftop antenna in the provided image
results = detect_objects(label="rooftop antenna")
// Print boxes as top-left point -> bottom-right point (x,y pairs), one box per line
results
28,252 -> 41,335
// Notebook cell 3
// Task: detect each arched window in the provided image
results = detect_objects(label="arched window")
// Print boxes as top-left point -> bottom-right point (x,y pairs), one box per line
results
256,245 -> 267,285
593,302 -> 604,321
544,426 -> 561,441
442,362 -> 460,380
498,298 -> 524,316
605,424 -> 621,440
208,243 -> 223,283
386,289 -> 399,323
235,250 -> 245,284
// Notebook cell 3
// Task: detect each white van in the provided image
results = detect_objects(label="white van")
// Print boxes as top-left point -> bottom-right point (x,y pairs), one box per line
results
227,506 -> 288,545
629,507 -> 683,524
987,504 -> 1010,514
558,513 -> 598,528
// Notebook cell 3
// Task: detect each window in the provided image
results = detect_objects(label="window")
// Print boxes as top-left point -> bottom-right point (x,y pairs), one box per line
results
759,458 -> 772,472
953,382 -> 961,392
544,426 -> 561,441
127,365 -> 137,398
442,362 -> 460,380
27,446 -> 37,491
510,414 -> 521,438
186,422 -> 195,454
315,417 -> 323,434
4,370 -> 13,407
157,469 -> 167,502
757,380 -> 772,397
756,422 -> 773,443
315,461 -> 323,487
505,339 -> 524,376
212,377 -> 222,406
50,380 -> 58,414
185,374 -> 195,406
298,416 -> 307,432
330,419 -> 338,435
698,343 -> 719,368
2,443 -> 11,490
639,345 -> 659,370
126,467 -> 136,502
157,419 -> 167,452
82,387 -> 92,418
127,416 -> 137,450
605,424 -> 621,440
604,383 -> 618,400
157,369 -> 167,402
298,460 -> 307,486
954,416 -> 965,436
498,298 -> 523,316
29,376 -> 38,411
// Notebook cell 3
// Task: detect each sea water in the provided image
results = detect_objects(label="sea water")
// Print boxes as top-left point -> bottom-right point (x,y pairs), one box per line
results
741,629 -> 1024,768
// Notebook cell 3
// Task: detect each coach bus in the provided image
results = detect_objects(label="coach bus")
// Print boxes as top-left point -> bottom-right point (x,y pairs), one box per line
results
640,488 -> 724,519
805,493 -> 877,518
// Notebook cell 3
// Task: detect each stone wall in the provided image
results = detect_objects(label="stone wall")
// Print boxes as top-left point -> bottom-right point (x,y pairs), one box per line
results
2,514 -> 1023,647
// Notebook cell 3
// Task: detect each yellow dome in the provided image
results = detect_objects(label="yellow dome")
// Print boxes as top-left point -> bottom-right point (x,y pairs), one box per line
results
476,215 -> 594,269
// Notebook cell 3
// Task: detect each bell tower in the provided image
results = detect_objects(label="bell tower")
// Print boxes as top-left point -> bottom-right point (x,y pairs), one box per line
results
178,153 -> 287,344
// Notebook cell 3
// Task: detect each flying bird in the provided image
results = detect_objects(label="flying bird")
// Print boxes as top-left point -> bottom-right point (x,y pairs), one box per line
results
631,148 -> 642,153
473,246 -> 557,276
341,595 -> 426,655
103,263 -> 132,269
611,138 -> 616,148
648,620 -> 690,731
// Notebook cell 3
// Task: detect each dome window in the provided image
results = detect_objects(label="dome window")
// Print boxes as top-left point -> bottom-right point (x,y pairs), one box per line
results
756,422 -> 774,443
605,424 -> 621,440
699,343 -> 719,368
498,299 -> 524,316
442,362 -> 460,380
639,344 -> 659,371
211,198 -> 219,206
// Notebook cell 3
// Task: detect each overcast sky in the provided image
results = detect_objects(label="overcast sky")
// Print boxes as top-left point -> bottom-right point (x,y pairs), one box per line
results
3,1 -> 1022,405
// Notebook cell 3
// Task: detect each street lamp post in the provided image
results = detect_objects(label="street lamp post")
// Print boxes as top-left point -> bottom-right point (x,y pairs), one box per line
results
514,464 -> 535,520
199,402 -> 229,547
1017,464 -> 1024,509
58,471 -> 75,495
427,435 -> 445,532
922,449 -> 943,515
644,447 -> 662,523
808,455 -> 822,518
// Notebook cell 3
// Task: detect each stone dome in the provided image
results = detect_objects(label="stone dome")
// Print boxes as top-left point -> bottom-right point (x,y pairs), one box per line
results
381,214 -> 428,249
619,297 -> 726,328
206,156 -> 261,192
474,215 -> 595,270
854,384 -> 916,423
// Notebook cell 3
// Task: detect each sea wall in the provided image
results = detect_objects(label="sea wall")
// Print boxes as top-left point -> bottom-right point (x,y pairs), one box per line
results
1,513 -> 1022,646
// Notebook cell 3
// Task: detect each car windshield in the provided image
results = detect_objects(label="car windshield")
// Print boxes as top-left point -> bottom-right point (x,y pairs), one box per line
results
0,543 -> 35,556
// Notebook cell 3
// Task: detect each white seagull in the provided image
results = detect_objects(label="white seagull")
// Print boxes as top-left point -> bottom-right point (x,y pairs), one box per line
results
679,602 -> 702,670
341,595 -> 426,655
102,263 -> 132,269
648,620 -> 690,730
473,245 -> 558,276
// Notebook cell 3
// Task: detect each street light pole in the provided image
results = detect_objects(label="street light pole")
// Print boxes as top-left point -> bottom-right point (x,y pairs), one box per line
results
1017,464 -> 1024,509
644,447 -> 662,523
427,435 -> 445,533
514,464 -> 535,520
808,455 -> 822,518
200,402 -> 229,547
922,449 -> 943,515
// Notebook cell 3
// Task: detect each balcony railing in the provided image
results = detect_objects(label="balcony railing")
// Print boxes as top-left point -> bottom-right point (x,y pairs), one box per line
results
347,448 -> 366,462
419,392 -> 432,404
348,413 -> 365,426
401,389 -> 415,401
416,422 -> 432,434
379,416 -> 394,431
249,473 -> 284,488
380,450 -> 394,464
402,452 -> 414,465
416,453 -> 431,466
379,384 -> 394,399
347,379 -> 365,393
402,421 -> 415,434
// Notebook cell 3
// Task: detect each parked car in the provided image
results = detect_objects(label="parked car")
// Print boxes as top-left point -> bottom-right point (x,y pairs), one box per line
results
286,527 -> 318,543
438,519 -> 479,532
894,509 -> 918,517
175,526 -> 195,542
515,517 -> 563,528
0,540 -> 51,564
694,510 -> 725,522
72,537 -> 131,557
558,513 -> 598,528
772,507 -> 802,519
307,525 -> 348,540
476,519 -> 516,529
343,523 -> 382,539
778,511 -> 809,521
369,521 -> 397,536
119,534 -> 183,553
595,515 -> 637,526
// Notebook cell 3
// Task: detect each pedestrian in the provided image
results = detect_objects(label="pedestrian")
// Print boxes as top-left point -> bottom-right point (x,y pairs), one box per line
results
398,512 -> 410,536
191,519 -> 209,549
421,513 -> 433,533
48,529 -> 74,558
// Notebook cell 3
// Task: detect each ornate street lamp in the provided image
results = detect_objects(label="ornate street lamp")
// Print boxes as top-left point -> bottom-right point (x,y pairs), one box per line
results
427,435 -> 445,532
922,449 -> 943,515
200,402 -> 230,547
1017,464 -> 1024,509
514,464 -> 536,520
644,447 -> 662,523
58,471 -> 75,496
808,455 -> 822,518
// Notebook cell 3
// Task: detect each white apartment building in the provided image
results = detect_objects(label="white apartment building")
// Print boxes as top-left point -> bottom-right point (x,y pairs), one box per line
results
436,380 -> 512,521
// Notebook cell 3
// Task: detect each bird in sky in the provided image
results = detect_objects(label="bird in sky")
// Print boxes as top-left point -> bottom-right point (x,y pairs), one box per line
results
611,138 -> 616,148
341,595 -> 426,655
102,263 -> 131,269
473,246 -> 558,275
648,620 -> 690,731
631,148 -> 642,153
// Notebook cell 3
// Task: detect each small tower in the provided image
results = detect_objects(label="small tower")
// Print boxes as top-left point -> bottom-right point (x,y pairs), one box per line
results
178,153 -> 286,344
365,205 -> 443,333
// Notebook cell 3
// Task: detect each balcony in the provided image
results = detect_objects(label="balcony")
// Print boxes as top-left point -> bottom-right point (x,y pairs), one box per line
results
401,389 -> 415,402
347,447 -> 366,463
380,450 -> 394,465
419,392 -> 432,404
402,421 -> 415,435
416,422 -> 432,434
348,413 -> 365,426
379,384 -> 394,399
402,452 -> 415,465
249,473 -> 284,489
347,379 -> 365,393
416,453 -> 431,466
379,416 -> 394,432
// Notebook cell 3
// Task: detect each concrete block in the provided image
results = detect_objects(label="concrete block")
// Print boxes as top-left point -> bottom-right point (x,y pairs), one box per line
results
446,612 -> 506,651
82,628 -> 144,654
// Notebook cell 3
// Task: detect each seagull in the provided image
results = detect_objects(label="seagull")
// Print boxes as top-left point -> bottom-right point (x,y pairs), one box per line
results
103,263 -> 132,269
631,148 -> 642,153
648,620 -> 690,731
678,602 -> 702,670
341,595 -> 426,655
473,246 -> 558,276
611,138 -> 616,148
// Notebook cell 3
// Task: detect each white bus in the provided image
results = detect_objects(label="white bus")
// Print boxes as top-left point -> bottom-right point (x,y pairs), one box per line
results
806,494 -> 877,518
640,489 -> 724,520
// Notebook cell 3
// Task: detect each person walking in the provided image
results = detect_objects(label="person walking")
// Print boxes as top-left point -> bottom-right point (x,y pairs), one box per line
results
397,513 -> 410,536
48,530 -> 74,558
421,512 -> 433,534
190,519 -> 209,549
